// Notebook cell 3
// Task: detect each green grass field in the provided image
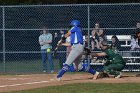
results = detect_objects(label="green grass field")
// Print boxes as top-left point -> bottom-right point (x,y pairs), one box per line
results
0,59 -> 61,74
8,83 -> 140,93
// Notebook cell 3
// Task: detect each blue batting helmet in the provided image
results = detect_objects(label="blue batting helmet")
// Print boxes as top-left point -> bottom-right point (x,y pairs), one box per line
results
70,20 -> 80,26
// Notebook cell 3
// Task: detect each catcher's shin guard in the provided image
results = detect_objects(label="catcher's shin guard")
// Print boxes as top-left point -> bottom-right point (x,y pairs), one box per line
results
57,64 -> 69,78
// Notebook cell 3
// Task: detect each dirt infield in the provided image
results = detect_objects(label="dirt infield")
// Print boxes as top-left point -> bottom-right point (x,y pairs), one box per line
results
0,73 -> 140,92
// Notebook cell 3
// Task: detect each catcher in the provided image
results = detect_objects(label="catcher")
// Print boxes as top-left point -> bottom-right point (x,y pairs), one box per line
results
87,41 -> 126,78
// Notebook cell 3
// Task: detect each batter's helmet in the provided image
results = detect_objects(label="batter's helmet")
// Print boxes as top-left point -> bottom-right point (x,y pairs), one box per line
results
70,20 -> 80,26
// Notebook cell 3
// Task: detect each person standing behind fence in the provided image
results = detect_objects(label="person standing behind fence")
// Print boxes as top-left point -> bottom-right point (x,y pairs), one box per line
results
90,29 -> 98,63
96,31 -> 105,63
130,34 -> 140,57
57,30 -> 66,69
133,22 -> 140,57
95,23 -> 105,40
111,35 -> 121,51
39,28 -> 54,73
82,35 -> 89,63
92,22 -> 106,50
134,22 -> 140,46
90,23 -> 106,63
90,29 -> 96,50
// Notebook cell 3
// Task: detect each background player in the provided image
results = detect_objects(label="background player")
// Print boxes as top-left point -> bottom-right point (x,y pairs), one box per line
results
56,20 -> 99,81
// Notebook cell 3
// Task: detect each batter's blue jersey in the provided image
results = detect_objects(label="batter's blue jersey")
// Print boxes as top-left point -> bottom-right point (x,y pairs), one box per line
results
70,26 -> 83,45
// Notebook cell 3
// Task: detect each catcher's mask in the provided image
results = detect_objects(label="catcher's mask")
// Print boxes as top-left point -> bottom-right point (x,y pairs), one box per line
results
101,41 -> 109,50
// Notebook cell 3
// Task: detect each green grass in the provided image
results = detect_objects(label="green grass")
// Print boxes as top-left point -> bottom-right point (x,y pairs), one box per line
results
8,83 -> 140,93
0,59 -> 61,74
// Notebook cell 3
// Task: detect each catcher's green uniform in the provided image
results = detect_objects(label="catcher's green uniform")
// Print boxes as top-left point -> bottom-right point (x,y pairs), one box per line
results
103,47 -> 126,76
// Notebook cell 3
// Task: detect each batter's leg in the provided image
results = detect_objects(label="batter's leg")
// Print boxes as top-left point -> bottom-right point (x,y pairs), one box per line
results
57,44 -> 83,79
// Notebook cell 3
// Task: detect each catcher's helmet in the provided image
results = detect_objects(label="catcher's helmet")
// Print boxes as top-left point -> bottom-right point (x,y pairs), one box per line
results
70,20 -> 80,26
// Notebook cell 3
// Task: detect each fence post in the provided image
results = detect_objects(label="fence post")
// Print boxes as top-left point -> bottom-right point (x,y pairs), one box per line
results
2,6 -> 6,73
87,5 -> 90,69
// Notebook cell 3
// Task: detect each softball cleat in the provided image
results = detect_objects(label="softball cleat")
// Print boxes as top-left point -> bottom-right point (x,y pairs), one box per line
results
93,71 -> 99,80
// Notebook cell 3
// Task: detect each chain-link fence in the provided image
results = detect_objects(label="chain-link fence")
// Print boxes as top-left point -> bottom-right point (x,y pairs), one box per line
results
0,4 -> 140,74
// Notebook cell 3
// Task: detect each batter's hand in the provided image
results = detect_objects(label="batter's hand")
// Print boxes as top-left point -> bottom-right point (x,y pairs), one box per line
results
57,40 -> 62,46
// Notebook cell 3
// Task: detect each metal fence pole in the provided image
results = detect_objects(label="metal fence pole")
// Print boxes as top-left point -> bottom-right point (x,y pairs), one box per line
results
87,5 -> 90,69
2,7 -> 6,73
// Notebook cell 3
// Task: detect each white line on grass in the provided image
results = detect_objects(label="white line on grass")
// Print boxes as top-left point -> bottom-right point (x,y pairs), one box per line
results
0,81 -> 49,88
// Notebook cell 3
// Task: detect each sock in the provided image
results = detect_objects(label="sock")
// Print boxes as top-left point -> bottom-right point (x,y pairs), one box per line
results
88,67 -> 96,75
57,64 -> 69,78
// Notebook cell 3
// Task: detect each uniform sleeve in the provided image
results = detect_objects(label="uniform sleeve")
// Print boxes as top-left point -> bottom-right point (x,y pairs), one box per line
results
105,48 -> 116,57
69,27 -> 76,33
104,49 -> 112,56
